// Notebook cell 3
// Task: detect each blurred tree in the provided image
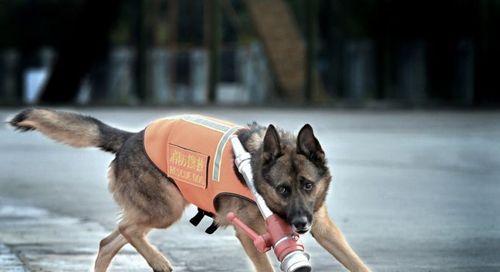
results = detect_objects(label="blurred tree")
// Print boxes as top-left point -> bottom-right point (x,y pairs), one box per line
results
245,0 -> 306,102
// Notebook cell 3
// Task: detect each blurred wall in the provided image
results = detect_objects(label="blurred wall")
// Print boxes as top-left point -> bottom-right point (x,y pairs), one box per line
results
0,0 -> 499,107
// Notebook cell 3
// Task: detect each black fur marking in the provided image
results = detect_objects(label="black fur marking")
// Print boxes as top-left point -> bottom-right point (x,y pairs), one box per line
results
9,109 -> 35,131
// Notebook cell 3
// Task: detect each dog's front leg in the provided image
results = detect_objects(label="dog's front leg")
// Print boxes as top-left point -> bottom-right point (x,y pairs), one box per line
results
234,224 -> 275,272
311,205 -> 371,272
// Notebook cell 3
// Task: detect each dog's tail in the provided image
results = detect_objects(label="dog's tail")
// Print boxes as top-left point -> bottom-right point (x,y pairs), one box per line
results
9,108 -> 133,153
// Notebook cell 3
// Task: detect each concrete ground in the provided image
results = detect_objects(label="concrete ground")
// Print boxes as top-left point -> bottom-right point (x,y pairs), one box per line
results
0,108 -> 499,272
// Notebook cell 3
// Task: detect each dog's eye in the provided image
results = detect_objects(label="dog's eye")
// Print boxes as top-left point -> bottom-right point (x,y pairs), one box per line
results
299,177 -> 314,191
276,185 -> 290,197
303,182 -> 314,191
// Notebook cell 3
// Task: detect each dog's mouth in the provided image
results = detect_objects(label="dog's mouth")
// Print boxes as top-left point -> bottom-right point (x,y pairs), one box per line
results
292,225 -> 311,234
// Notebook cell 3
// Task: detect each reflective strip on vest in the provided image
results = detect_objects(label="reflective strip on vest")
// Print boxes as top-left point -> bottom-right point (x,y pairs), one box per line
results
180,115 -> 242,182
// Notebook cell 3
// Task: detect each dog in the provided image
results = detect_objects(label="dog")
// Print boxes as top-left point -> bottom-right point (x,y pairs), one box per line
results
9,108 -> 371,272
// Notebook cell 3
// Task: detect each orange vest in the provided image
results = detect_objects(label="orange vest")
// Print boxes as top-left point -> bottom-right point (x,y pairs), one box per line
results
144,115 -> 255,216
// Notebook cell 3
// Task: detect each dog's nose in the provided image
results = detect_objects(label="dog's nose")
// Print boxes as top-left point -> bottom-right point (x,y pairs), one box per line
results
291,216 -> 310,233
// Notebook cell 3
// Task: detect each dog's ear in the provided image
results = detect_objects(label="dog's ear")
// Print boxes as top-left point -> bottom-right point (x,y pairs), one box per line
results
262,124 -> 281,164
297,124 -> 325,165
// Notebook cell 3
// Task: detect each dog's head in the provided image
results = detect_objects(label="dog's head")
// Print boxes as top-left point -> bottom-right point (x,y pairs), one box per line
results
252,124 -> 331,234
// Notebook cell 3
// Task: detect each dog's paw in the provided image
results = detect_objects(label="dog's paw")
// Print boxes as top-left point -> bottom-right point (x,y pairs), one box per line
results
151,262 -> 173,272
152,269 -> 172,272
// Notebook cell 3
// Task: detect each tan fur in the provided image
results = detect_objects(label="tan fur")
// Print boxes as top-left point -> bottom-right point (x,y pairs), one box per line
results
11,109 -> 371,272
246,130 -> 264,152
17,109 -> 100,147
95,229 -> 126,272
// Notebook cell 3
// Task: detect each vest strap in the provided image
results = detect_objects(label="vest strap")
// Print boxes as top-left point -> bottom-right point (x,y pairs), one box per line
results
205,221 -> 219,234
190,208 -> 219,234
189,208 -> 205,226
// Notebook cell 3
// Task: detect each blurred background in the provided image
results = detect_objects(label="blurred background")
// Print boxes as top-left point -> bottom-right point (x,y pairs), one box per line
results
1,1 -> 500,271
0,0 -> 499,107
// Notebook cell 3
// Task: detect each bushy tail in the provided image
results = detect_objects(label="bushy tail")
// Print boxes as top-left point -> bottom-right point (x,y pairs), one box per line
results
9,108 -> 133,153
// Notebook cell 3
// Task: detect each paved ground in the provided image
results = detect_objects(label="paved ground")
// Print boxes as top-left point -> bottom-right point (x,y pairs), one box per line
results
0,108 -> 499,272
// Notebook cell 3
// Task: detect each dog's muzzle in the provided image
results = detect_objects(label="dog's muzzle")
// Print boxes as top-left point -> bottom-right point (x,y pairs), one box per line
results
291,216 -> 311,234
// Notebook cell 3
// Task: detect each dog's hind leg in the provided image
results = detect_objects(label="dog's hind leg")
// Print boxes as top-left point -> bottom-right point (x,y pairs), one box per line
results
94,229 -> 128,272
118,223 -> 173,272
107,132 -> 188,271
311,205 -> 371,272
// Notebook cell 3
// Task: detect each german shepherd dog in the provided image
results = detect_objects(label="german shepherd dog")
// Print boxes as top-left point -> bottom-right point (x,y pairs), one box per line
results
9,108 -> 371,272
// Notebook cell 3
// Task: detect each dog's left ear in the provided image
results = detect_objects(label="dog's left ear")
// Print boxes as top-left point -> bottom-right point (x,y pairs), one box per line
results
262,124 -> 281,164
297,124 -> 325,165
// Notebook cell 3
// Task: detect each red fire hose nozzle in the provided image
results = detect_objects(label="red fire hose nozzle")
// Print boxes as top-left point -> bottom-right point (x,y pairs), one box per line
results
227,212 -> 271,253
227,212 -> 311,272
